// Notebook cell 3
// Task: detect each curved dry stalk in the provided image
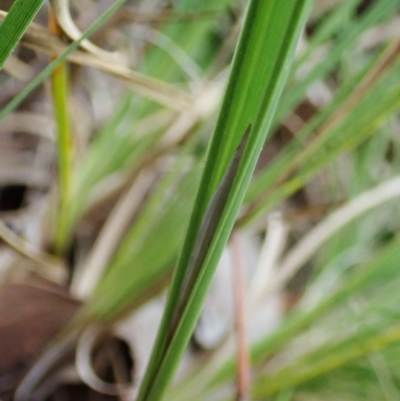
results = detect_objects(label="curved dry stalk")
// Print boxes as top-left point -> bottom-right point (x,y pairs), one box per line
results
71,171 -> 155,300
0,11 -> 192,110
0,219 -> 66,283
49,0 -> 127,64
76,325 -> 134,396
272,174 -> 400,295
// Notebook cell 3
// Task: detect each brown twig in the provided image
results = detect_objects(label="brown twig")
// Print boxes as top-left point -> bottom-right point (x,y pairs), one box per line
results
231,231 -> 250,401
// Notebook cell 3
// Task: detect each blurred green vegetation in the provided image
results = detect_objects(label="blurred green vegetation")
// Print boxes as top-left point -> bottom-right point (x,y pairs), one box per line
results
1,0 -> 400,400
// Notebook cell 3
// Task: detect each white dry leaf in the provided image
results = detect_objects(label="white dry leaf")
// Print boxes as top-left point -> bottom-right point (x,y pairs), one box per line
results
49,0 -> 128,65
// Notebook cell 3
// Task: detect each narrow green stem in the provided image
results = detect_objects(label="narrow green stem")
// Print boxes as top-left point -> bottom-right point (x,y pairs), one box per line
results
52,62 -> 72,254
49,11 -> 73,255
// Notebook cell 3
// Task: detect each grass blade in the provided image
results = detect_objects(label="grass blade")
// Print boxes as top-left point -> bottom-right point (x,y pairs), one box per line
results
136,2 -> 314,401
0,0 -> 44,68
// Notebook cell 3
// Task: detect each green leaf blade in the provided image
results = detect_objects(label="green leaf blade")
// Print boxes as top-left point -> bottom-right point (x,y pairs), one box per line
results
136,1 -> 314,401
0,0 -> 45,68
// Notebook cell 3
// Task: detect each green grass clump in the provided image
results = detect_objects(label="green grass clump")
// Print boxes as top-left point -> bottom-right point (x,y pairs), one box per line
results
2,0 -> 400,400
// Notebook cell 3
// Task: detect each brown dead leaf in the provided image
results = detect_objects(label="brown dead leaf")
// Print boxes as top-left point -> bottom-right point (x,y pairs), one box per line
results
0,281 -> 80,379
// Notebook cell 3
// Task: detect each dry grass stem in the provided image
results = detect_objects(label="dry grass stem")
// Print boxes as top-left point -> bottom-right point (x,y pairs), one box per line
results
273,174 -> 400,296
71,171 -> 156,299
